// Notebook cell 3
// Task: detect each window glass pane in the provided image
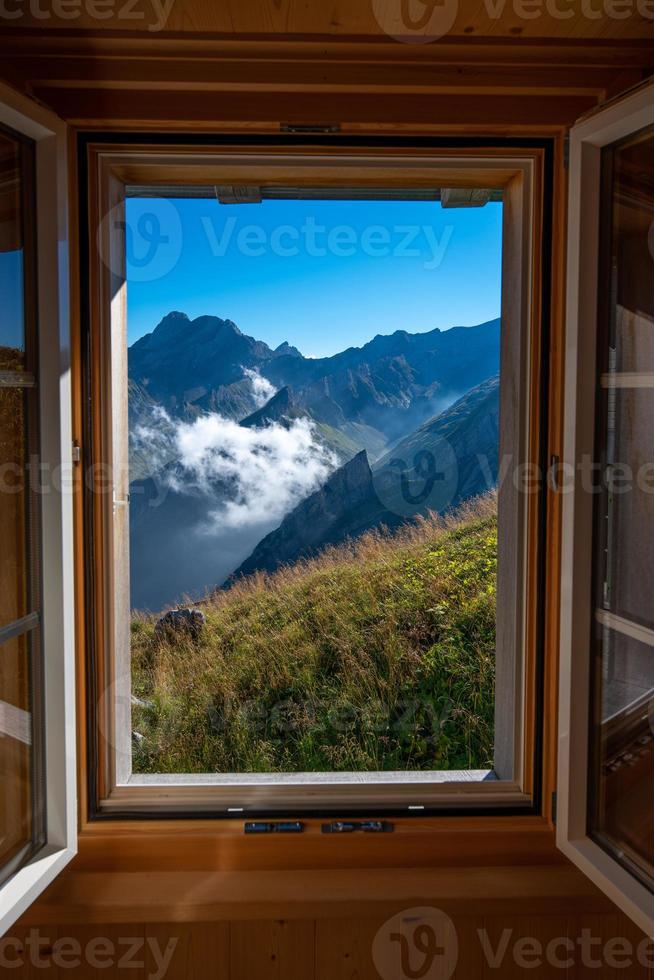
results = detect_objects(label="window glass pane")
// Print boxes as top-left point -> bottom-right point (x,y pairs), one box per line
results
121,191 -> 507,780
0,387 -> 29,629
591,628 -> 654,889
607,125 -> 654,374
0,125 -> 42,887
0,130 -> 26,372
602,388 -> 654,631
589,123 -> 654,891
0,634 -> 35,882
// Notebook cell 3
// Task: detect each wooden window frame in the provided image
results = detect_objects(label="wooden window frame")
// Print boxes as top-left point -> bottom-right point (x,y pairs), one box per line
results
79,136 -> 552,821
557,79 -> 654,938
0,83 -> 76,936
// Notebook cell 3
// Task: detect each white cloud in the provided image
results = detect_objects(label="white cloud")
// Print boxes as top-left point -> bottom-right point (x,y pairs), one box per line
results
130,405 -> 178,474
243,367 -> 276,408
169,413 -> 336,530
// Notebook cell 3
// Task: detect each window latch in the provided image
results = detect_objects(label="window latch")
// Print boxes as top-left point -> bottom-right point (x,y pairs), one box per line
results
113,492 -> 130,511
244,821 -> 304,834
321,821 -> 394,834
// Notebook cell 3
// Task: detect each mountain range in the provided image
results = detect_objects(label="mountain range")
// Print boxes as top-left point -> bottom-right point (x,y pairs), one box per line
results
127,313 -> 501,610
233,376 -> 499,581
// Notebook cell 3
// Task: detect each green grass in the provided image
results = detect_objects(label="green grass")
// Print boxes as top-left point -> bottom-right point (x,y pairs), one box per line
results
131,495 -> 497,774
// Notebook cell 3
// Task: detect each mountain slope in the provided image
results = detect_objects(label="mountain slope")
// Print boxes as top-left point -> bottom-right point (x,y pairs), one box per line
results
232,376 -> 499,580
373,374 -> 500,513
233,451 -> 401,580
129,312 -> 288,420
131,499 -> 497,774
234,378 -> 499,578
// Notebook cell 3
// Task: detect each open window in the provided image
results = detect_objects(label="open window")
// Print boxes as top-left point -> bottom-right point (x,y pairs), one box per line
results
82,142 -> 550,816
0,86 -> 75,934
558,79 -> 654,937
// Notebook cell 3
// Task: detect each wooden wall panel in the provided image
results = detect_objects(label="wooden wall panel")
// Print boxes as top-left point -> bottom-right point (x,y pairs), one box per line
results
4,914 -> 652,979
231,920 -> 315,980
316,917 -> 381,980
145,923 -> 230,979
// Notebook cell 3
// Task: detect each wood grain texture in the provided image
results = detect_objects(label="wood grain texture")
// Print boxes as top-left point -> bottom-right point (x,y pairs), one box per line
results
1,33 -> 651,130
16,866 -> 614,925
145,923 -> 230,979
69,817 -> 564,872
4,913 -> 652,978
316,917 -> 381,980
0,0 -> 653,38
231,920 -> 315,980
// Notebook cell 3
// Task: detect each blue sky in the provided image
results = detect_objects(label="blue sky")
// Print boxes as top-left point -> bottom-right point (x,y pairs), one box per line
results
125,197 -> 503,357
0,251 -> 25,353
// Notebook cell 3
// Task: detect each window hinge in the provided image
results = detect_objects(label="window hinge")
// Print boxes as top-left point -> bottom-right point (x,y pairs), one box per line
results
321,821 -> 394,834
551,791 -> 558,825
72,441 -> 81,465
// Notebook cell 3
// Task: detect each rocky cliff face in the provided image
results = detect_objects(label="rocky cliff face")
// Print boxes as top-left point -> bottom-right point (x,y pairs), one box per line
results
129,312 -> 291,420
233,451 -> 400,580
240,386 -> 299,428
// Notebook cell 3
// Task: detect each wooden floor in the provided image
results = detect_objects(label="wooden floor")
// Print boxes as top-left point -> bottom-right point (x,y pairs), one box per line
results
5,911 -> 652,978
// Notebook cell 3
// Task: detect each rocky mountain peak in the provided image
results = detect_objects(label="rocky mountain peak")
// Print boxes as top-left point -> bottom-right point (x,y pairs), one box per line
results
275,341 -> 302,358
240,386 -> 297,428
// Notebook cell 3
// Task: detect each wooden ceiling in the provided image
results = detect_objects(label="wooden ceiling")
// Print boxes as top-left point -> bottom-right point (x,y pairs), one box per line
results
0,1 -> 653,132
2,0 -> 654,39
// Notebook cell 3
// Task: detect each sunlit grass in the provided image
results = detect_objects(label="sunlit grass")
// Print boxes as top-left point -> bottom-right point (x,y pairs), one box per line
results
131,494 -> 497,774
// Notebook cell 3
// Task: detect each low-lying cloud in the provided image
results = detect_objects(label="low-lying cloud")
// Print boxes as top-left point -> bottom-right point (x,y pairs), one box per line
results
243,367 -> 276,408
128,376 -> 337,607
169,412 -> 336,529
131,405 -> 178,473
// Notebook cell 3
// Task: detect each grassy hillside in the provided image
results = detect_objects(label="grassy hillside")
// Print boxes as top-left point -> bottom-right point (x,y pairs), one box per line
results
131,495 -> 497,774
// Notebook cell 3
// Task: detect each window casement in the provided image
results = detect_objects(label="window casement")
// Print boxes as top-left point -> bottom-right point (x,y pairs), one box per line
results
558,78 -> 654,938
81,140 -> 551,817
0,85 -> 75,935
